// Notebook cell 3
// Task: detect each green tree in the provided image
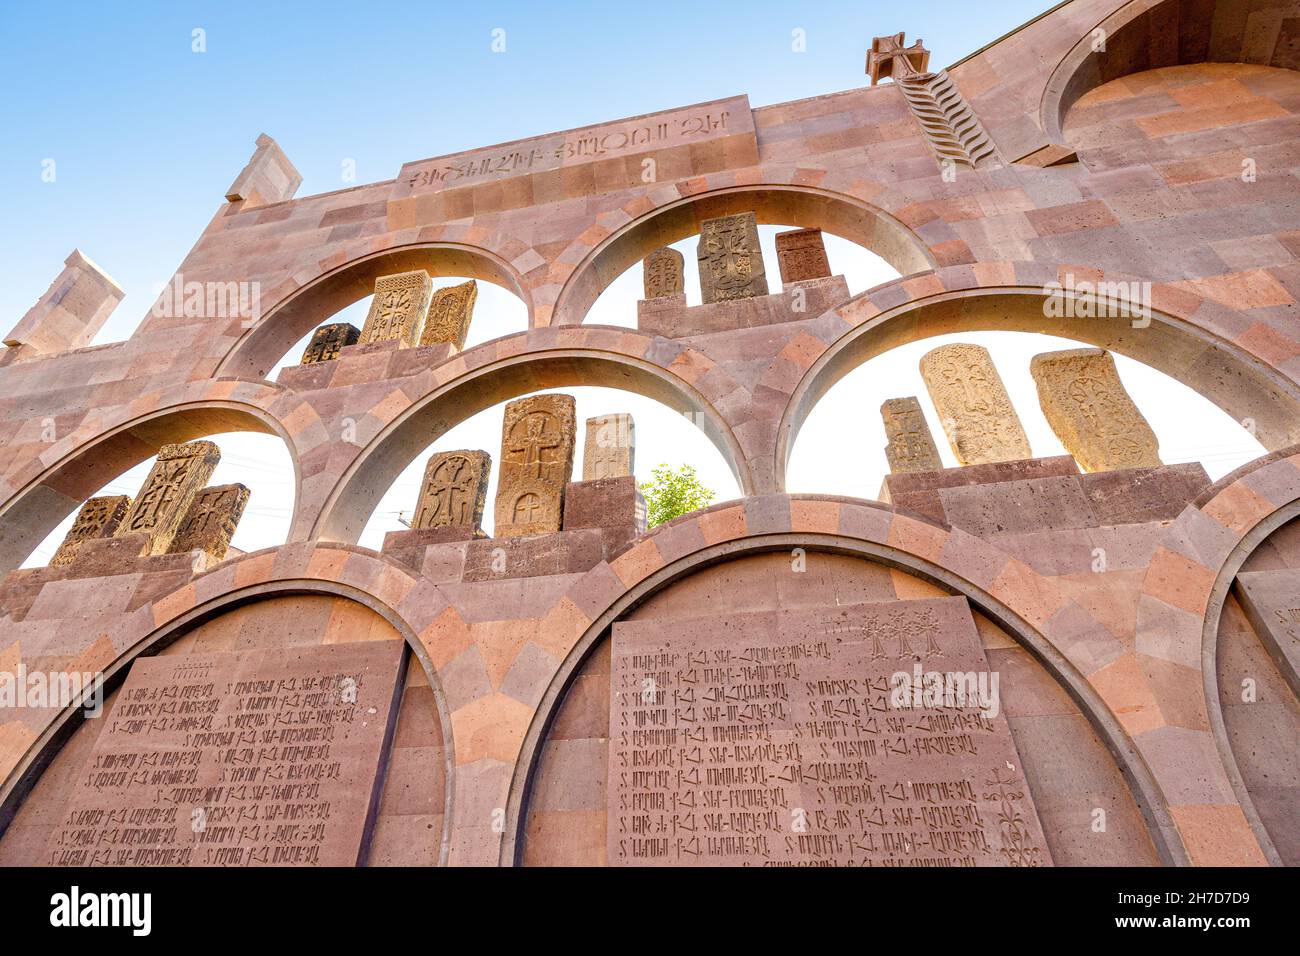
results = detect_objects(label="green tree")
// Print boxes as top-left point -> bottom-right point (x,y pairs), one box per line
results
639,464 -> 716,529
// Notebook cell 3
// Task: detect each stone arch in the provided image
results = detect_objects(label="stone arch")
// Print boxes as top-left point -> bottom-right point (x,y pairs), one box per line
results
216,240 -> 534,379
0,380 -> 315,575
547,180 -> 937,327
0,545 -> 458,863
774,265 -> 1300,490
500,495 -> 1192,867
310,331 -> 754,545
1040,0 -> 1300,144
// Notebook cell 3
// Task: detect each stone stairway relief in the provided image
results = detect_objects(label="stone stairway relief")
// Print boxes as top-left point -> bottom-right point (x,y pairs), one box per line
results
867,32 -> 1000,171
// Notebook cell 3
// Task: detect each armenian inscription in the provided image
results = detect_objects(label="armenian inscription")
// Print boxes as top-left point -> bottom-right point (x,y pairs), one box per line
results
45,641 -> 405,867
608,597 -> 1051,866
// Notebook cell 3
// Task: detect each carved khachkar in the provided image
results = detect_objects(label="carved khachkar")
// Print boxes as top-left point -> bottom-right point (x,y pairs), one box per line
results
775,228 -> 832,284
920,344 -> 1031,465
866,33 -> 997,169
413,450 -> 491,530
300,322 -> 359,364
1030,348 -> 1161,473
697,213 -> 767,304
114,440 -> 221,555
359,270 -> 433,347
881,397 -> 942,473
583,414 -> 635,480
495,394 -> 577,537
49,495 -> 130,567
166,483 -> 250,563
419,280 -> 477,351
643,248 -> 685,299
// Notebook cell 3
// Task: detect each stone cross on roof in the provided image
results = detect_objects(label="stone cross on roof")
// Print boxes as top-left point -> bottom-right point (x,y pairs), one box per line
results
866,32 -> 932,85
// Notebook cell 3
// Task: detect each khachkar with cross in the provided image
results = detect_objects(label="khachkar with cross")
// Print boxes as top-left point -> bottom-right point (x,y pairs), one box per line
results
413,450 -> 491,532
495,394 -> 577,537
865,32 -> 932,85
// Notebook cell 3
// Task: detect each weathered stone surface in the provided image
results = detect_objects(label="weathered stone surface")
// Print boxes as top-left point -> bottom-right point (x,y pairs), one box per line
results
166,482 -> 250,565
609,596 -> 1052,866
1234,570 -> 1300,700
1081,463 -> 1210,525
382,524 -> 484,573
775,227 -> 831,283
49,495 -> 130,567
638,275 -> 848,338
879,456 -> 1079,525
359,270 -> 433,347
881,397 -> 942,473
299,322 -> 359,364
44,641 -> 405,866
4,250 -> 124,355
643,248 -> 684,299
1031,348 -> 1161,473
463,529 -> 605,582
419,280 -> 477,350
563,476 -> 647,555
495,394 -> 577,537
697,212 -> 767,304
920,343 -> 1031,465
941,475 -> 1098,536
413,449 -> 490,531
582,414 -> 635,480
114,441 -> 221,556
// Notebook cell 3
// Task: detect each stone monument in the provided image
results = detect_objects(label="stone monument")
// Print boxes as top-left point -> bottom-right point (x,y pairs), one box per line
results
920,344 -> 1031,465
413,450 -> 491,531
299,322 -> 360,364
49,494 -> 131,567
494,394 -> 577,537
697,212 -> 767,303
419,280 -> 477,351
1030,348 -> 1161,472
881,397 -> 943,473
114,440 -> 222,555
165,482 -> 250,565
643,248 -> 685,299
582,414 -> 635,480
359,270 -> 433,347
775,227 -> 832,283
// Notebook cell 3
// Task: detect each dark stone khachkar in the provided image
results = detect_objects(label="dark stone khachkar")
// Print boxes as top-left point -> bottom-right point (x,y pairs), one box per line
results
413,449 -> 490,530
165,482 -> 250,565
643,247 -> 684,299
44,641 -> 405,866
113,440 -> 221,555
299,322 -> 360,364
881,397 -> 942,473
697,212 -> 767,303
609,597 -> 1052,866
419,280 -> 477,350
49,495 -> 130,567
494,394 -> 577,537
775,227 -> 832,284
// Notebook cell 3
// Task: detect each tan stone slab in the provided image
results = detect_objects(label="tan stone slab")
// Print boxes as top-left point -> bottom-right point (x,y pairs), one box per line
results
920,343 -> 1031,465
1030,348 -> 1161,473
643,248 -> 684,299
697,212 -> 767,304
495,394 -> 577,537
413,450 -> 490,530
359,270 -> 432,347
166,482 -> 250,564
775,227 -> 832,283
582,414 -> 634,480
49,495 -> 130,567
299,322 -> 359,364
114,441 -> 221,556
881,396 -> 942,473
419,280 -> 477,351
609,597 -> 1052,866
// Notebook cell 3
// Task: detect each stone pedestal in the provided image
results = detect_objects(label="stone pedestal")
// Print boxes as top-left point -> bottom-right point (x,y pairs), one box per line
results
563,476 -> 646,557
463,530 -> 605,582
637,275 -> 849,338
382,524 -> 485,573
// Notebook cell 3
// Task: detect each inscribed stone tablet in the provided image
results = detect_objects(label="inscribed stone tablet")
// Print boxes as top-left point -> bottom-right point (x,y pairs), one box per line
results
608,596 -> 1052,866
45,640 -> 405,867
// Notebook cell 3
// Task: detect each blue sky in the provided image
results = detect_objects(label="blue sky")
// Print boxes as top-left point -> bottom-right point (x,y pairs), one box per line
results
4,1 -> 1267,565
0,0 -> 1052,339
